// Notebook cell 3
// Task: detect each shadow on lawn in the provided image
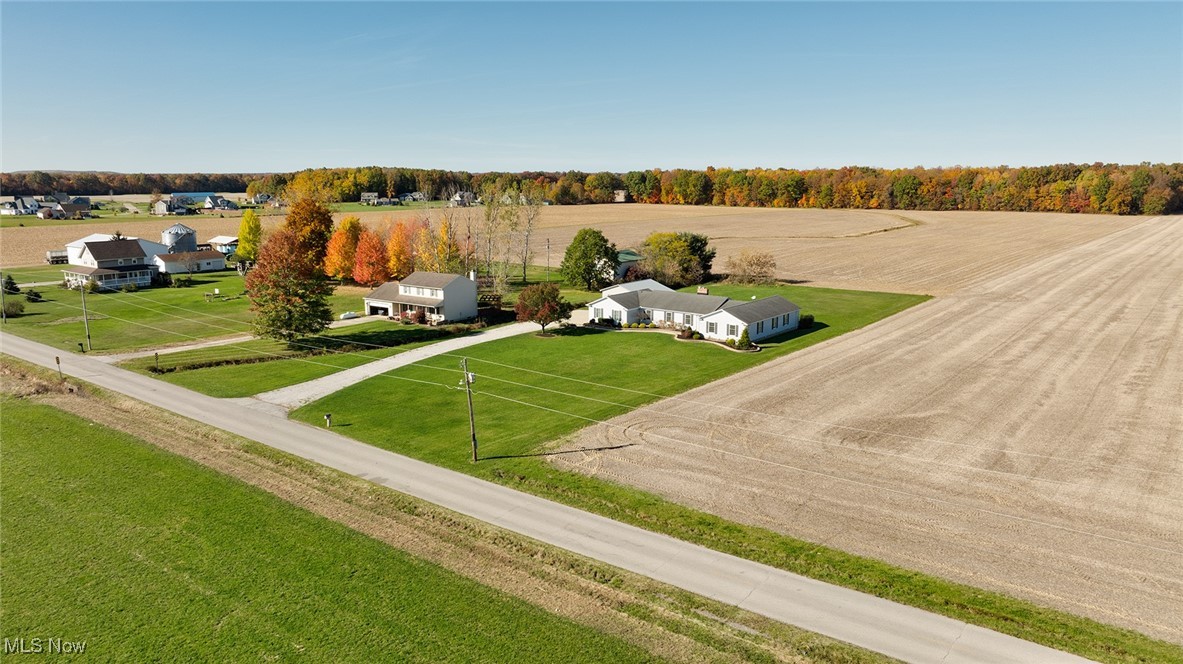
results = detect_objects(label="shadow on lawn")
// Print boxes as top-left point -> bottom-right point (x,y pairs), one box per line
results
759,322 -> 829,346
481,442 -> 634,461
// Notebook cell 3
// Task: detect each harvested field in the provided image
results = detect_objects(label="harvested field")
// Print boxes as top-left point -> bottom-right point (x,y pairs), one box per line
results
554,216 -> 1183,643
4,203 -> 1140,295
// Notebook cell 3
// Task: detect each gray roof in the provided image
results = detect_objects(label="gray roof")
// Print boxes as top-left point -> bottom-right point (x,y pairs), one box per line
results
637,290 -> 731,315
602,291 -> 642,309
84,239 -> 145,261
400,271 -> 467,289
717,295 -> 800,323
365,281 -> 443,307
366,281 -> 403,302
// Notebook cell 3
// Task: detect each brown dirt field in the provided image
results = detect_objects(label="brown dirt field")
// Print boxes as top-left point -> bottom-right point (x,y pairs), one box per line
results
553,216 -> 1183,643
4,204 -> 1140,297
0,359 -> 888,664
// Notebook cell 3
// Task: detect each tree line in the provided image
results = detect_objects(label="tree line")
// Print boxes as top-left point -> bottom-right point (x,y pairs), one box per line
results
5,162 -> 1180,215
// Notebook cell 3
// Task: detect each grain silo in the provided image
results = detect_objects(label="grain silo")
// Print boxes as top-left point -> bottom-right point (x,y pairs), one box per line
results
161,223 -> 197,253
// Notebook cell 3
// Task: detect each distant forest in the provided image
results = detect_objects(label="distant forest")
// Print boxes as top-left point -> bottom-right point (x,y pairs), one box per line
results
3,162 -> 1180,215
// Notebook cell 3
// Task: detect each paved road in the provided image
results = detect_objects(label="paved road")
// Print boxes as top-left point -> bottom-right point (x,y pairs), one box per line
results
0,332 -> 1091,664
251,321 -> 539,410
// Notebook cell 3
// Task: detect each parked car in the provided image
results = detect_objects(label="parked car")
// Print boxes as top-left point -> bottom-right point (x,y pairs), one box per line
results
339,311 -> 360,320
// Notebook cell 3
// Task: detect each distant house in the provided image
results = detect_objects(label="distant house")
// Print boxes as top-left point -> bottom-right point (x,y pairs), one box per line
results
448,191 -> 476,207
153,250 -> 227,274
204,195 -> 238,211
61,238 -> 158,290
399,191 -> 426,203
360,192 -> 380,205
250,193 -> 272,205
613,189 -> 629,203
363,271 -> 478,323
153,198 -> 191,215
207,235 -> 239,255
58,203 -> 91,219
69,196 -> 91,206
171,192 -> 215,206
36,207 -> 65,220
585,279 -> 799,343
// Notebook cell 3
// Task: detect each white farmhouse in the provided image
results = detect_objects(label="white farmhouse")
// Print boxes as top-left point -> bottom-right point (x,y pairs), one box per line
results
363,271 -> 478,323
153,250 -> 227,274
585,280 -> 800,343
61,238 -> 158,290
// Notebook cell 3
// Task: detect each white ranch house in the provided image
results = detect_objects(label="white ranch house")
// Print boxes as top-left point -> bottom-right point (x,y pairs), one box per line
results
587,280 -> 800,343
363,271 -> 478,323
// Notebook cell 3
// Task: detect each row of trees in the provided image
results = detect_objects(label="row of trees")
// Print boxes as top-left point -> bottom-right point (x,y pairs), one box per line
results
559,228 -> 716,291
9,162 -> 1178,215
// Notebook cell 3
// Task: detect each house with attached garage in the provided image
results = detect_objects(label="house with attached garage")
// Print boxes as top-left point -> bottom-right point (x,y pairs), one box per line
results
586,279 -> 799,343
363,271 -> 478,323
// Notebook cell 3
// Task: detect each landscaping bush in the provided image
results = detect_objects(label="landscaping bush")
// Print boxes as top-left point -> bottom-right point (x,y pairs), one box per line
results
24,290 -> 43,303
3,300 -> 25,317
725,338 -> 736,347
799,313 -> 814,329
677,328 -> 694,340
409,310 -> 427,325
84,280 -> 100,293
3,274 -> 20,295
735,328 -> 753,350
692,331 -> 703,340
647,323 -> 657,329
121,282 -> 138,293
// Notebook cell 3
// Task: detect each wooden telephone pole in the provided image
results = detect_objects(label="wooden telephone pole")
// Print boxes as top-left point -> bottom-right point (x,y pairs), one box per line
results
79,283 -> 93,351
462,358 -> 478,462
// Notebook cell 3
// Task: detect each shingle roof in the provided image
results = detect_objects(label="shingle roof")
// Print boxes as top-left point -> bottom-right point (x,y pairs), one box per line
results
84,239 -> 145,261
602,291 -> 642,309
637,290 -> 731,315
716,295 -> 800,323
154,250 -> 225,263
365,281 -> 404,301
401,271 -> 467,289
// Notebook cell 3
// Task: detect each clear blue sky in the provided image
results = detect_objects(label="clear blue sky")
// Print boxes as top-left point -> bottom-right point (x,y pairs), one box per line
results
2,2 -> 1180,173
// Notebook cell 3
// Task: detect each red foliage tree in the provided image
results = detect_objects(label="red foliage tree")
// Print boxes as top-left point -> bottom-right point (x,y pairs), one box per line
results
352,228 -> 391,287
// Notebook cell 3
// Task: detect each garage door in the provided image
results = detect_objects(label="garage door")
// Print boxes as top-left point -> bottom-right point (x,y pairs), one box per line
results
368,304 -> 390,316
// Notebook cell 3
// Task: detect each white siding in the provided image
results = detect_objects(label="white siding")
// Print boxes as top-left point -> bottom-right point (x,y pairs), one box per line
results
439,277 -> 478,322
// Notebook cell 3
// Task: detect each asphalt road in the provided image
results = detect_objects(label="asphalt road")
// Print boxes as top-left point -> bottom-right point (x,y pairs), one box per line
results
0,331 -> 1091,663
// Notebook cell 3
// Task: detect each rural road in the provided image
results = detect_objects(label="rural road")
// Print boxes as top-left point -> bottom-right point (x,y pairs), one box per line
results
0,331 -> 1089,663
249,320 -> 540,410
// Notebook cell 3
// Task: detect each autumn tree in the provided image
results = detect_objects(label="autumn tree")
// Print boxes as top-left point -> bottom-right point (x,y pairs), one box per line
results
236,208 -> 262,262
323,216 -> 363,280
435,215 -> 463,273
352,228 -> 391,286
725,249 -> 777,285
386,219 -> 417,278
412,223 -> 437,272
639,232 -> 703,288
515,283 -> 574,333
560,228 -> 617,291
245,227 -> 334,343
283,197 -> 334,270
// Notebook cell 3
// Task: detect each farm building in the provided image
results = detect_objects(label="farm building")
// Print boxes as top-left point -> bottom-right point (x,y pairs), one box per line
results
153,250 -> 227,274
363,271 -> 478,323
61,238 -> 158,290
586,280 -> 799,343
207,235 -> 239,255
613,189 -> 629,203
161,223 -> 198,253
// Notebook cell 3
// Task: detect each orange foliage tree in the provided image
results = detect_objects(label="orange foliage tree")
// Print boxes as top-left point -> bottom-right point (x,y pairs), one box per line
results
353,229 -> 391,287
323,216 -> 363,280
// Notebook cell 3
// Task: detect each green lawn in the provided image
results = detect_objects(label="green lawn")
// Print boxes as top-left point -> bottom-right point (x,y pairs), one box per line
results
119,321 -> 473,398
0,397 -> 654,662
1,271 -> 372,353
331,200 -> 445,213
502,264 -> 600,307
0,265 -> 66,284
290,283 -> 1180,663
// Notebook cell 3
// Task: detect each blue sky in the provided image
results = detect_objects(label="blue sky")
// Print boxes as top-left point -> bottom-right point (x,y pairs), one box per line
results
2,2 -> 1180,173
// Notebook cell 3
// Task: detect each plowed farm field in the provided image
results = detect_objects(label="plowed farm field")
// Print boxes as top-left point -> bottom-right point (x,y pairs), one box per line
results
554,216 -> 1183,643
3,205 -> 1141,297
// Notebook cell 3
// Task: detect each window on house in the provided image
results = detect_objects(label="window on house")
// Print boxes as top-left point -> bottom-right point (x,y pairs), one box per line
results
683,313 -> 692,325
772,317 -> 778,328
664,311 -> 673,323
727,324 -> 738,337
706,322 -> 717,334
594,307 -> 603,320
612,310 -> 621,322
416,287 -> 424,296
757,321 -> 764,334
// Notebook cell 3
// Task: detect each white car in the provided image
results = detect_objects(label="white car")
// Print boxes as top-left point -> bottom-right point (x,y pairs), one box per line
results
339,311 -> 360,320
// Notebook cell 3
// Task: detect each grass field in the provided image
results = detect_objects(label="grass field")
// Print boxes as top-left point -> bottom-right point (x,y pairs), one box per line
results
119,321 -> 475,398
332,200 -> 446,214
0,396 -> 655,662
1,265 -> 66,283
0,271 -> 371,353
286,281 -> 1181,662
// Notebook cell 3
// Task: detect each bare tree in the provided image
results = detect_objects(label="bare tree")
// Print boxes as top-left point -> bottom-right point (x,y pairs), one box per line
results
516,183 -> 543,284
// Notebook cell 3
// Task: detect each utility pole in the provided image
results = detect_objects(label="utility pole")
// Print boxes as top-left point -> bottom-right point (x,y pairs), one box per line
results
462,357 -> 477,462
79,283 -> 92,351
546,238 -> 550,282
1,283 -> 6,324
